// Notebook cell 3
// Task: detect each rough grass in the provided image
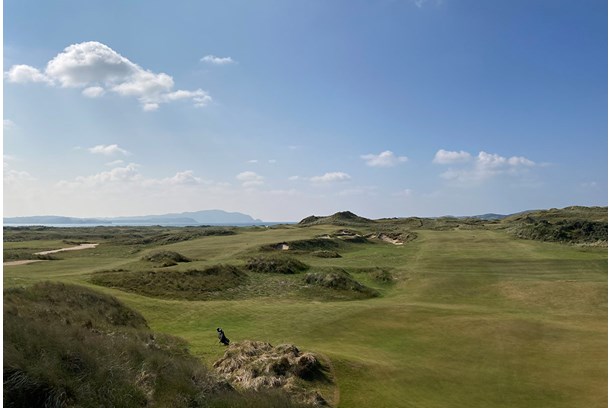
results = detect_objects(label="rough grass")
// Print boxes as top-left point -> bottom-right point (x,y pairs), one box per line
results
3,217 -> 608,408
263,239 -> 340,252
311,251 -> 341,259
303,269 -> 379,300
91,265 -> 247,301
214,340 -> 330,406
142,250 -> 192,266
246,256 -> 310,274
4,282 -> 309,408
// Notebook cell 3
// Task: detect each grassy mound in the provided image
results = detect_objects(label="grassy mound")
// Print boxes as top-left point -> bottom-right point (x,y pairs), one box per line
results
311,251 -> 341,258
298,211 -> 372,226
246,257 -> 310,274
213,341 -> 329,406
303,270 -> 379,299
4,282 -> 305,407
369,268 -> 394,283
91,265 -> 247,300
504,207 -> 608,245
267,239 -> 340,252
142,250 -> 191,266
4,282 -> 221,407
509,219 -> 607,244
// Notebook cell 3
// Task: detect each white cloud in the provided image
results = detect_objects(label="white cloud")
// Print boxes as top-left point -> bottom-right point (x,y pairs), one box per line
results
268,159 -> 277,164
236,171 -> 264,187
5,64 -> 51,84
436,149 -> 537,183
4,119 -> 16,130
4,169 -> 36,184
88,144 -> 130,156
58,164 -> 208,190
143,103 -> 159,112
310,172 -> 351,183
248,160 -> 259,164
6,41 -> 211,111
433,149 -> 472,164
201,55 -> 235,65
105,160 -> 125,167
82,86 -> 105,98
361,150 -> 408,167
145,170 -> 203,186
70,163 -> 142,186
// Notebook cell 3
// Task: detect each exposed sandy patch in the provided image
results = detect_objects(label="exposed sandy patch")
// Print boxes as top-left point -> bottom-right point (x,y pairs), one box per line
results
379,234 -> 404,245
35,243 -> 99,255
3,260 -> 45,266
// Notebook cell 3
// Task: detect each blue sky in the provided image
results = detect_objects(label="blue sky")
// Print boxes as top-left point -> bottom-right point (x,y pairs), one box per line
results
3,0 -> 607,221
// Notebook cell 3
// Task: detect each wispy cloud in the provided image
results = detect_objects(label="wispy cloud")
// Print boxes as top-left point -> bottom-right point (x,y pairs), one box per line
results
3,119 -> 17,131
88,144 -> 130,156
105,160 -> 125,167
58,164 -> 206,189
361,150 -> 407,167
434,149 -> 537,183
200,55 -> 235,65
310,172 -> 351,183
5,41 -> 211,111
433,149 -> 471,164
236,171 -> 264,187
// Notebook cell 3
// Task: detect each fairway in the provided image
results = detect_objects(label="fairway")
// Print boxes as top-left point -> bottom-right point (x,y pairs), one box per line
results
3,225 -> 607,407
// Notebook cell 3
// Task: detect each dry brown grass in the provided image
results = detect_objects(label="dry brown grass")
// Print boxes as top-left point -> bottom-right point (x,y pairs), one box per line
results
213,340 -> 331,406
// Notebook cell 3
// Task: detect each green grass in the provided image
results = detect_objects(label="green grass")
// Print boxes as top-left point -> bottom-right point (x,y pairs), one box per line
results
3,224 -> 607,407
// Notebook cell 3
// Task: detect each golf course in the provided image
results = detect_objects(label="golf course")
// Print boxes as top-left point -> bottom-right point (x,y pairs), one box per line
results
3,207 -> 607,407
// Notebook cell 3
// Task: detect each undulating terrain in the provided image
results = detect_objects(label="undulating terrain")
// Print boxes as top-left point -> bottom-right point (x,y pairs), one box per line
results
3,206 -> 607,407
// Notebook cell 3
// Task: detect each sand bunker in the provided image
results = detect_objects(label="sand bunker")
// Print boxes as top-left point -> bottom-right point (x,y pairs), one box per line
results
379,234 -> 404,245
35,243 -> 99,255
4,243 -> 99,266
3,260 -> 45,266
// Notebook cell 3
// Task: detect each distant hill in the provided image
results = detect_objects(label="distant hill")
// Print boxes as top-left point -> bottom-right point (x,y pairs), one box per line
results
298,211 -> 372,226
3,216 -> 113,225
466,213 -> 508,221
4,210 -> 264,226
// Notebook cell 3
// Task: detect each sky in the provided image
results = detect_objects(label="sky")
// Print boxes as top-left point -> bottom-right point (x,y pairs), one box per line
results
3,0 -> 608,221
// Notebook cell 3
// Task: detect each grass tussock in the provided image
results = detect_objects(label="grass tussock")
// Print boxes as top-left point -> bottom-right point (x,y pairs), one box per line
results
214,341 -> 329,406
91,265 -> 247,300
311,251 -> 341,259
303,270 -> 379,299
246,257 -> 310,274
142,250 -> 191,266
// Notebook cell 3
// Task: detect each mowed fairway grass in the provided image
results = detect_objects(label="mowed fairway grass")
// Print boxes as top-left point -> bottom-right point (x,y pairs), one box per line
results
4,226 -> 607,407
